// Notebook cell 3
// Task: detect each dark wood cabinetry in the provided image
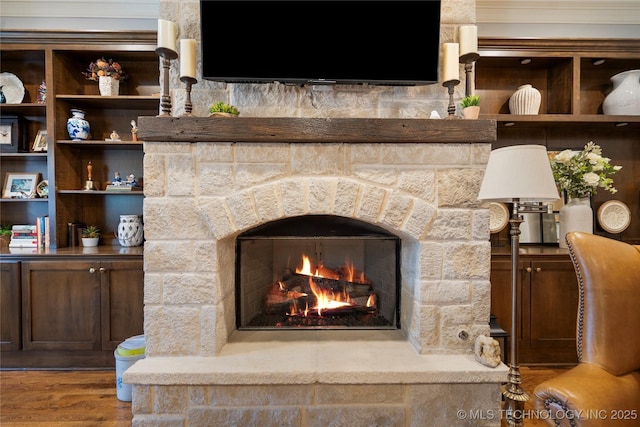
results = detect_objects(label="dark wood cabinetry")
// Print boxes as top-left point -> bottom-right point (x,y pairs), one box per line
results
0,249 -> 143,369
491,249 -> 579,365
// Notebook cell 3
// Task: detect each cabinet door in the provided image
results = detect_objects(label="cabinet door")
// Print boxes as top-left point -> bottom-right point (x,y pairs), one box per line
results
521,258 -> 579,364
1,262 -> 21,351
22,261 -> 101,351
100,259 -> 144,350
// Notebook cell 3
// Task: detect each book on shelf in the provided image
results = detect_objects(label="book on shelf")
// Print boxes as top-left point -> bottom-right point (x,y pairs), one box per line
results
36,216 -> 50,249
9,239 -> 38,248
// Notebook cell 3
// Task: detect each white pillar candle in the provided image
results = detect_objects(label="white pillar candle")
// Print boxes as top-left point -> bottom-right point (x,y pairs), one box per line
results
157,19 -> 177,52
443,43 -> 460,82
459,25 -> 478,56
180,39 -> 197,79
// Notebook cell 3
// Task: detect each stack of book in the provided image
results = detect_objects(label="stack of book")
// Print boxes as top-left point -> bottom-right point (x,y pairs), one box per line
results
9,225 -> 37,248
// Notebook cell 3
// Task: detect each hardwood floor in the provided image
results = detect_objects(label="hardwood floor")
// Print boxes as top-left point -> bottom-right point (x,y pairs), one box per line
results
1,366 -> 570,426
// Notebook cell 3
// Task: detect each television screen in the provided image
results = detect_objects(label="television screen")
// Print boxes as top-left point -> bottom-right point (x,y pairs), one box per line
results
200,0 -> 442,86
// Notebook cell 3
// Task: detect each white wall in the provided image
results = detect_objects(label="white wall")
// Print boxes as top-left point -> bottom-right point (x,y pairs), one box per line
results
1,0 -> 639,38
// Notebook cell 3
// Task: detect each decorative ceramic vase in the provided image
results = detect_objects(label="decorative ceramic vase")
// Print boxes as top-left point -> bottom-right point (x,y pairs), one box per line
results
462,106 -> 480,119
98,76 -> 120,96
558,196 -> 593,248
81,237 -> 99,247
602,69 -> 640,115
118,215 -> 144,247
509,84 -> 541,115
67,109 -> 90,141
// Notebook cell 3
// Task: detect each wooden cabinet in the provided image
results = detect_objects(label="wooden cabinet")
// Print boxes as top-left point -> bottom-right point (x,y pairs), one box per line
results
491,249 -> 579,365
0,249 -> 143,368
478,38 -> 640,245
0,30 -> 158,249
0,261 -> 21,351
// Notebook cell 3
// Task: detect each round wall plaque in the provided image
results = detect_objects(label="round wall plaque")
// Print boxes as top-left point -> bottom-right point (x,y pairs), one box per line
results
597,200 -> 631,234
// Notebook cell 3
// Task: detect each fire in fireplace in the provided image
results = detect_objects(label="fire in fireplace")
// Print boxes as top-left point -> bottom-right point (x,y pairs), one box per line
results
236,215 -> 400,330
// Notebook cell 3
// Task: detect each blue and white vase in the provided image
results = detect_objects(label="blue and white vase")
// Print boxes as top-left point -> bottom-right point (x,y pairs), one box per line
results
67,109 -> 90,141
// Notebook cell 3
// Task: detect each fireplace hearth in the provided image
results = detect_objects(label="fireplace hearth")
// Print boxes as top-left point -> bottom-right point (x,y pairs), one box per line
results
237,215 -> 400,330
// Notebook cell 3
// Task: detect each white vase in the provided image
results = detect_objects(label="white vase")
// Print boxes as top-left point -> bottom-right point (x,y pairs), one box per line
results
602,69 -> 640,115
558,197 -> 593,248
98,76 -> 120,96
509,84 -> 541,115
118,215 -> 144,247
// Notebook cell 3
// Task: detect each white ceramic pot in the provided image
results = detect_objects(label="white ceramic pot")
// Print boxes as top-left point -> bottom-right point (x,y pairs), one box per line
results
509,84 -> 541,115
82,237 -> 99,247
99,76 -> 120,96
558,197 -> 593,248
602,69 -> 640,115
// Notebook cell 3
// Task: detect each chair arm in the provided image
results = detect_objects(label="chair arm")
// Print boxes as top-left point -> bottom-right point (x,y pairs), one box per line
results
533,364 -> 640,427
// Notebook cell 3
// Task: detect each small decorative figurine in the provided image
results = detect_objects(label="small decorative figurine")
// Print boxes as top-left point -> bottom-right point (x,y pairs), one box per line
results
113,171 -> 122,185
110,130 -> 120,141
37,81 -> 47,104
130,120 -> 138,142
126,173 -> 138,187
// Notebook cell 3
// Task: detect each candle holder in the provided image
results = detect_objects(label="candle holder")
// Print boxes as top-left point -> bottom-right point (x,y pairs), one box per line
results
459,52 -> 480,98
155,47 -> 178,117
180,76 -> 197,117
442,79 -> 461,118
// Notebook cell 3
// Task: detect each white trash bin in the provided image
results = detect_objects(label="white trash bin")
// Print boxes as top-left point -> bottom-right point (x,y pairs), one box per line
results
114,335 -> 146,402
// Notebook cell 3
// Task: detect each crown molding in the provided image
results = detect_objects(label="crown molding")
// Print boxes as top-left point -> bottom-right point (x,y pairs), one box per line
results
477,0 -> 640,25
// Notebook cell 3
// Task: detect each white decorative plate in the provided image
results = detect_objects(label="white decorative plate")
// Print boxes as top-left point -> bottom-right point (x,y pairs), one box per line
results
597,200 -> 631,234
0,72 -> 25,104
489,202 -> 510,233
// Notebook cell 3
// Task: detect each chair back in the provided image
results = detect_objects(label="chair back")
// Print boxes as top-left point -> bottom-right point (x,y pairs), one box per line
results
566,232 -> 640,376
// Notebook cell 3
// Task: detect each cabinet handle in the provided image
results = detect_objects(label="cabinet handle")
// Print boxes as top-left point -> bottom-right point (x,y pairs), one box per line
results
89,267 -> 96,273
99,267 -> 106,273
526,267 -> 542,273
535,267 -> 542,273
526,267 -> 532,273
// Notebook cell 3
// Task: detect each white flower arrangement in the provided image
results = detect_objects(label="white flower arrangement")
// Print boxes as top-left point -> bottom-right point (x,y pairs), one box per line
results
549,141 -> 622,199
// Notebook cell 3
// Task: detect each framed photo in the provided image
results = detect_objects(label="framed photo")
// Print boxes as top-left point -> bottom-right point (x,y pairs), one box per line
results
2,172 -> 41,199
32,130 -> 48,152
0,116 -> 26,153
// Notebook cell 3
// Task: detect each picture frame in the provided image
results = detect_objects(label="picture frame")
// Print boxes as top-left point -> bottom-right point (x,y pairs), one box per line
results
0,115 -> 26,153
32,130 -> 48,152
2,172 -> 41,199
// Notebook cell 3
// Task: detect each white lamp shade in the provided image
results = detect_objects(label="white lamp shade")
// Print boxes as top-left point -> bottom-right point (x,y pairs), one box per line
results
478,145 -> 559,202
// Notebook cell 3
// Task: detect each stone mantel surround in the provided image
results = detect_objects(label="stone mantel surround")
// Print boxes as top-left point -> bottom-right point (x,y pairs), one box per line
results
126,117 -> 507,426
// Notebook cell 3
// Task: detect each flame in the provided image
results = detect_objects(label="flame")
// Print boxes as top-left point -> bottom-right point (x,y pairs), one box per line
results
309,276 -> 352,316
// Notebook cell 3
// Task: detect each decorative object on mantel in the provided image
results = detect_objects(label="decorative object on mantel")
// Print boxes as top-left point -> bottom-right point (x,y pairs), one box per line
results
458,25 -> 480,98
156,19 -> 178,117
597,199 -> 631,235
461,94 -> 480,119
442,42 -> 461,119
509,84 -> 541,115
549,142 -> 622,248
67,109 -> 90,141
602,69 -> 640,115
209,102 -> 240,117
179,39 -> 198,117
82,58 -> 126,96
478,145 -> 560,427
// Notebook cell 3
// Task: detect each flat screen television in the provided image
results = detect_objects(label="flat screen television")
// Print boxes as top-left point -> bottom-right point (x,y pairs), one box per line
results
200,0 -> 442,86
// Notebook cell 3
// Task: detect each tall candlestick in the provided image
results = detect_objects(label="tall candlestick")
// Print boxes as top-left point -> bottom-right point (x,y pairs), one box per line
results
459,25 -> 478,57
180,39 -> 197,79
443,43 -> 460,82
157,19 -> 177,52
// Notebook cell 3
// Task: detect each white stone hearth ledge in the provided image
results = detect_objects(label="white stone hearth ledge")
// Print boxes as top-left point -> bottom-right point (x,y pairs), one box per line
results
125,330 -> 507,386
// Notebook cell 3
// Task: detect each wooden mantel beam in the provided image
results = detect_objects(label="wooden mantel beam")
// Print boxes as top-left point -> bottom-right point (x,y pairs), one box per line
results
138,117 -> 497,144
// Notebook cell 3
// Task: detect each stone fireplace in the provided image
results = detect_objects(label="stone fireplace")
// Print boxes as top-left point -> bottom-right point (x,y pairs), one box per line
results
126,117 -> 506,426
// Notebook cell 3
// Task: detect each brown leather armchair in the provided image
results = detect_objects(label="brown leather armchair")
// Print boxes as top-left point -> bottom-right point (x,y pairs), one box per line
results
533,232 -> 640,427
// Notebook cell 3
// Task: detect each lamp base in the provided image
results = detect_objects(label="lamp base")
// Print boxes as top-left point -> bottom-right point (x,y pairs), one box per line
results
501,364 -> 530,426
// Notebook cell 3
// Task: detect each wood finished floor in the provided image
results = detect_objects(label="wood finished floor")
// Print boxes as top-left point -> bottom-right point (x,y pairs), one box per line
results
1,366 -> 569,426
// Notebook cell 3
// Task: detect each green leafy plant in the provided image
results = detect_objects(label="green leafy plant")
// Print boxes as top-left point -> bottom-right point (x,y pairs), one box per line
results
0,224 -> 12,236
461,94 -> 480,108
209,102 -> 240,115
81,225 -> 101,238
549,141 -> 622,199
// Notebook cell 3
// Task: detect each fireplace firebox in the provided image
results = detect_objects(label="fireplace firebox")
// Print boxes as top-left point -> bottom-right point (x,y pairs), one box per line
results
236,215 -> 400,330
